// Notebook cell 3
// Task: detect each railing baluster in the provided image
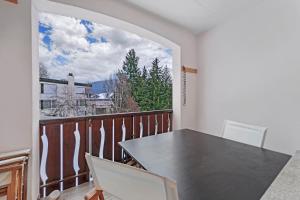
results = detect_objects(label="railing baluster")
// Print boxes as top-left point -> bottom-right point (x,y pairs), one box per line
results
121,118 -> 126,161
132,116 -> 135,138
73,123 -> 80,186
161,114 -> 164,133
88,119 -> 92,155
162,114 -> 164,133
148,115 -> 150,136
139,116 -> 143,138
99,120 -> 105,159
155,114 -> 158,135
112,119 -> 115,162
168,113 -> 171,132
40,126 -> 48,198
88,119 -> 93,181
60,124 -> 64,191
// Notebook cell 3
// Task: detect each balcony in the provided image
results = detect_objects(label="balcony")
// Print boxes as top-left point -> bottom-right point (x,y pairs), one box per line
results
39,110 -> 173,198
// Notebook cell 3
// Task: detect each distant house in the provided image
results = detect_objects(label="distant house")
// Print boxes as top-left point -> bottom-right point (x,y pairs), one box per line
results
40,73 -> 113,118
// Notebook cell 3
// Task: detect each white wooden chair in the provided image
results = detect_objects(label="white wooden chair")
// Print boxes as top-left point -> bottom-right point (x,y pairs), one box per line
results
85,153 -> 179,200
222,120 -> 267,148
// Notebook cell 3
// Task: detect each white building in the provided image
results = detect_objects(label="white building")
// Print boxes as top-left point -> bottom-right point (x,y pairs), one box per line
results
40,73 -> 113,118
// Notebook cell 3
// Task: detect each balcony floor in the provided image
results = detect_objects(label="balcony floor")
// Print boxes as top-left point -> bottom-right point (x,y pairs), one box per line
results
41,182 -> 93,200
41,182 -> 118,200
61,182 -> 94,200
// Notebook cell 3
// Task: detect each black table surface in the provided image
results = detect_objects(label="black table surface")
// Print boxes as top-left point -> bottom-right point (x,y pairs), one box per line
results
119,129 -> 291,200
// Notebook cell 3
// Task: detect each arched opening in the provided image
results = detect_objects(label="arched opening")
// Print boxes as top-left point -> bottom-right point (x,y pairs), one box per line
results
31,0 -> 181,198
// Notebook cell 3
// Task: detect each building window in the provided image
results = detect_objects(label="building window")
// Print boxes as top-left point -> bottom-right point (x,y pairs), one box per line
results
41,83 -> 57,95
76,87 -> 86,94
77,99 -> 86,106
41,83 -> 44,94
40,100 -> 57,110
40,100 -> 44,110
52,100 -> 57,108
96,108 -> 106,115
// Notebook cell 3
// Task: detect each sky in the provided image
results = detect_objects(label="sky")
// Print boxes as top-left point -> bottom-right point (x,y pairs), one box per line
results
39,12 -> 172,83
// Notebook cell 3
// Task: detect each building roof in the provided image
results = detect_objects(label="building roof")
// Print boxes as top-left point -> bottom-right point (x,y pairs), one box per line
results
40,77 -> 92,87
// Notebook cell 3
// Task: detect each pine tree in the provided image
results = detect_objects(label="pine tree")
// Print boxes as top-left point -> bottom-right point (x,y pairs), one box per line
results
142,66 -> 148,80
148,58 -> 164,110
139,66 -> 150,111
121,49 -> 141,86
161,66 -> 172,109
115,50 -> 172,112
121,49 -> 142,103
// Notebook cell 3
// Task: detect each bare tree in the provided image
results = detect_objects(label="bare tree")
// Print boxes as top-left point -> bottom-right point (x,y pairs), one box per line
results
112,72 -> 139,113
46,87 -> 94,117
39,63 -> 49,78
103,74 -> 117,98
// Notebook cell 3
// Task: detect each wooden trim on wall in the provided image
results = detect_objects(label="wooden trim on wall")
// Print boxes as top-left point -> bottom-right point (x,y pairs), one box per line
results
0,149 -> 30,200
5,0 -> 18,4
181,66 -> 198,74
0,149 -> 30,161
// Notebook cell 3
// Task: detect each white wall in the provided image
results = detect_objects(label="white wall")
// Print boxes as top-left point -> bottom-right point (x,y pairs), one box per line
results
0,0 -> 32,152
0,1 -> 33,199
197,0 -> 300,155
51,0 -> 199,130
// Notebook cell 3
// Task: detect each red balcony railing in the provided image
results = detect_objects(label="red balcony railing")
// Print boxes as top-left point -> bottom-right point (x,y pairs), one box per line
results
39,110 -> 173,197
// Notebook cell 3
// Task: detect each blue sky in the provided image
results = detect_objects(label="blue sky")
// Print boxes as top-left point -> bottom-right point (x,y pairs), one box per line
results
39,13 -> 172,83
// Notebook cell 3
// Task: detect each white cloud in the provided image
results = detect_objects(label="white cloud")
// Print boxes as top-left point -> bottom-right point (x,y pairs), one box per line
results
39,12 -> 172,83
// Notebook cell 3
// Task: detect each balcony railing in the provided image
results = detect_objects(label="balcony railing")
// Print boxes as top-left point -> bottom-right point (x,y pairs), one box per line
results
39,110 -> 173,197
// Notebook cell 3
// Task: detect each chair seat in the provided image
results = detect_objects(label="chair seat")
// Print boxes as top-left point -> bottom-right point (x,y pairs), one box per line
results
85,154 -> 179,200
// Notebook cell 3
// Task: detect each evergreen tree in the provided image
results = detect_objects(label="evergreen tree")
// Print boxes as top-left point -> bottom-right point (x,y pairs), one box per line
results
148,58 -> 164,110
116,49 -> 172,112
121,49 -> 141,87
139,66 -> 150,111
120,49 -> 142,104
161,66 -> 172,109
142,66 -> 148,80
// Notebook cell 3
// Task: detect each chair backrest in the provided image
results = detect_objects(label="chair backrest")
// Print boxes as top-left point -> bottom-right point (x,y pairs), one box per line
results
85,154 -> 179,200
222,120 -> 267,148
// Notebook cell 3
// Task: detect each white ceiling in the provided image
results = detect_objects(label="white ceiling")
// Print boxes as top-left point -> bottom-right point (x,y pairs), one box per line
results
124,0 -> 263,34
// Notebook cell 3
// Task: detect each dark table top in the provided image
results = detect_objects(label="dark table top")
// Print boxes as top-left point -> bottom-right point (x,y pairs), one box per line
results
119,129 -> 291,200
